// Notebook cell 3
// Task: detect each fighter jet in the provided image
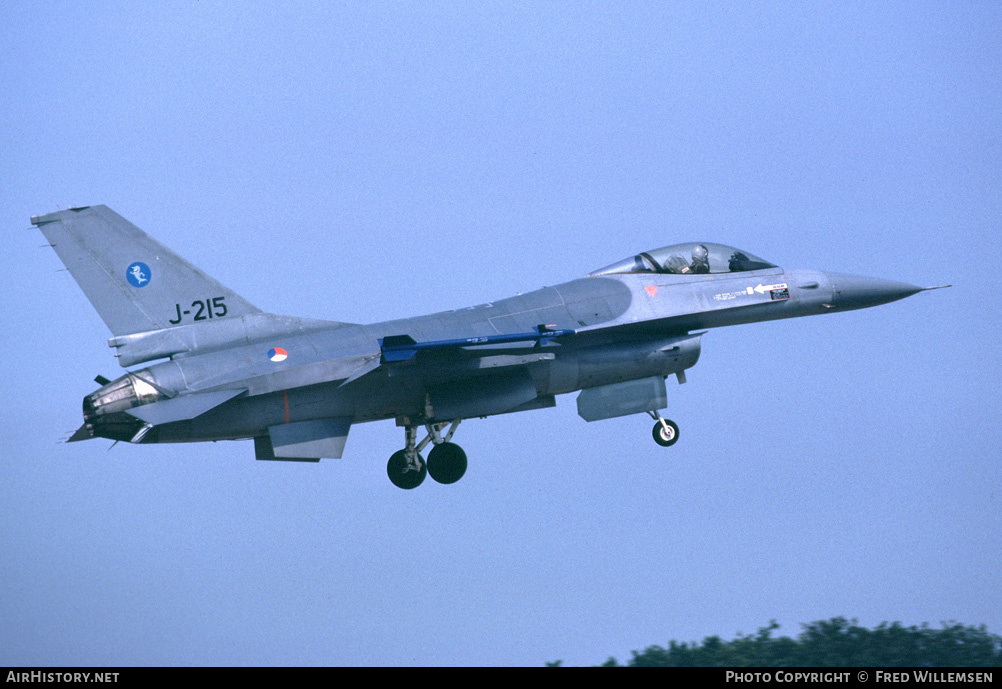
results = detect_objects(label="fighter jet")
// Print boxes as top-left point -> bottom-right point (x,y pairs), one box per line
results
32,206 -> 947,489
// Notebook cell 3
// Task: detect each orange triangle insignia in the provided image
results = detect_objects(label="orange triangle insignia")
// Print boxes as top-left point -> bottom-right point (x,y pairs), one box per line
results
644,285 -> 658,297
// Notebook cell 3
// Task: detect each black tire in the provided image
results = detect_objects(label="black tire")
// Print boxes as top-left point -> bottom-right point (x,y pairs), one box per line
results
386,449 -> 426,489
652,419 -> 679,447
427,442 -> 468,485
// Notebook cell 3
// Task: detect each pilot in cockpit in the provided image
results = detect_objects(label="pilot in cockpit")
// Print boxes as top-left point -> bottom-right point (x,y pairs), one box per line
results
690,244 -> 710,273
663,244 -> 711,274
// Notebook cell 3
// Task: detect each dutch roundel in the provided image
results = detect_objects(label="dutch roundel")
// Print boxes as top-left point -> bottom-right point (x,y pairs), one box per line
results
268,347 -> 288,362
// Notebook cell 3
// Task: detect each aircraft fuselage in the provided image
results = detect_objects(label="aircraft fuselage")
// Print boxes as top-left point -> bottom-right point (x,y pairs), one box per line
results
86,267 -> 914,445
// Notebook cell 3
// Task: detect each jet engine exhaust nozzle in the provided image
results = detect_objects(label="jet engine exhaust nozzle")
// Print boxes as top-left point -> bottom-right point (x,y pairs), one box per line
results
81,371 -> 162,442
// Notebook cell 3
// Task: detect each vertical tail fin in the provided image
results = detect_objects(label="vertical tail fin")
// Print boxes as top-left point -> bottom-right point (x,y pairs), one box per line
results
32,205 -> 261,337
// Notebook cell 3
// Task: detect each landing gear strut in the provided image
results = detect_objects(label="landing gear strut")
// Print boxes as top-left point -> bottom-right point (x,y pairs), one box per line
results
386,420 -> 466,489
649,410 -> 679,447
386,425 -> 426,490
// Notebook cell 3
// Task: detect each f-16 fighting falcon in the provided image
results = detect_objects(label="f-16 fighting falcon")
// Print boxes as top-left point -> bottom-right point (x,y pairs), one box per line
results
32,206 -> 948,489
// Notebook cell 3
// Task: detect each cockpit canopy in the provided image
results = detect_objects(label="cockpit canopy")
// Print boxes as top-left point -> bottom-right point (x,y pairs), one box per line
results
591,243 -> 778,277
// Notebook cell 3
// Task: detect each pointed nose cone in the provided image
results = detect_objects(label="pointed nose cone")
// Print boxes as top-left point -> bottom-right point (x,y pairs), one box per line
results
828,273 -> 925,311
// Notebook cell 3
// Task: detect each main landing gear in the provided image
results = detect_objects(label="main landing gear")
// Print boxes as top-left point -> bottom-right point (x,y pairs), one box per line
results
386,420 -> 467,490
649,410 -> 680,447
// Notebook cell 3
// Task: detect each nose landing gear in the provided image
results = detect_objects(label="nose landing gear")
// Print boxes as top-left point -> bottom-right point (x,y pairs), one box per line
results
649,410 -> 679,447
386,420 -> 466,489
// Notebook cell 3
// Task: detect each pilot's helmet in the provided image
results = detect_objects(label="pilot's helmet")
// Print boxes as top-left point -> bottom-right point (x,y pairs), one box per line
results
692,244 -> 709,263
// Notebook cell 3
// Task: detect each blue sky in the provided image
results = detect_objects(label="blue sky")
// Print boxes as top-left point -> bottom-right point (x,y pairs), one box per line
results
2,1 -> 1000,666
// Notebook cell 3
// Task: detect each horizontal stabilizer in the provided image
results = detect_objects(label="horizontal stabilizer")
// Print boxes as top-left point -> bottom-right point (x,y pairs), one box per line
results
125,388 -> 246,425
379,325 -> 574,363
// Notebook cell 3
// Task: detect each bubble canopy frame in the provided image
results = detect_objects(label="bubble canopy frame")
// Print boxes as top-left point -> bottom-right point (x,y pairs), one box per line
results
591,242 -> 778,277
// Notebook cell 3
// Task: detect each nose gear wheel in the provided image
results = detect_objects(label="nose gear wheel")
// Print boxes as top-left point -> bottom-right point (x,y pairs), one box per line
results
648,410 -> 679,447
